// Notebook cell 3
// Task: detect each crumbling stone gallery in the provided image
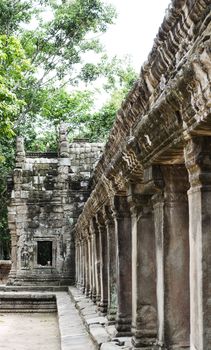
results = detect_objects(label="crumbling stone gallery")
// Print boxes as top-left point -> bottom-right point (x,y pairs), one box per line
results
7,0 -> 211,349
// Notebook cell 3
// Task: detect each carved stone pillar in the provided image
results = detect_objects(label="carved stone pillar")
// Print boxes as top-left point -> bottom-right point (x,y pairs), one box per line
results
79,240 -> 83,291
103,205 -> 117,324
84,236 -> 90,296
112,195 -> 132,336
94,218 -> 101,303
75,241 -> 79,287
129,192 -> 157,349
90,220 -> 97,302
152,165 -> 190,349
96,212 -> 108,314
87,234 -> 93,298
81,239 -> 86,293
185,137 -> 211,350
78,239 -> 84,292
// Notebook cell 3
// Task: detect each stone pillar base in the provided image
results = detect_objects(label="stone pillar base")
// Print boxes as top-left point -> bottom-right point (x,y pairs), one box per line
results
91,287 -> 96,303
107,308 -> 117,325
85,287 -> 90,297
98,301 -> 108,315
151,342 -> 189,350
132,330 -> 157,349
116,315 -> 132,336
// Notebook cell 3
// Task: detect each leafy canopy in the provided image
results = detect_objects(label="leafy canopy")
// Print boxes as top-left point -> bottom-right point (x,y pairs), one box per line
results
0,0 -> 138,257
0,35 -> 31,139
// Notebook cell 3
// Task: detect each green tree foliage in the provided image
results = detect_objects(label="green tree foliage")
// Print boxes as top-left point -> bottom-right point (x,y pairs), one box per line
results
0,0 -> 36,35
0,35 -> 31,138
0,0 -> 138,257
41,89 -> 93,128
81,57 -> 137,141
0,139 -> 15,258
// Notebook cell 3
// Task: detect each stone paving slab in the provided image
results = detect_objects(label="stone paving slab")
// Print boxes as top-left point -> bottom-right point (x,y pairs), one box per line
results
0,290 -> 98,349
0,288 -> 132,349
0,313 -> 61,350
56,292 -> 96,350
68,287 -> 132,350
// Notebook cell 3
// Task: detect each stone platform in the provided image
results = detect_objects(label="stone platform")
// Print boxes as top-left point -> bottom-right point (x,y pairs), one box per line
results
68,287 -> 132,350
0,289 -> 96,350
0,287 -> 132,349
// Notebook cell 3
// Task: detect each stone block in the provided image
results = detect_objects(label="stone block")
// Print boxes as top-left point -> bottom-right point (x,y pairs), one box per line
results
89,324 -> 110,345
59,158 -> 70,166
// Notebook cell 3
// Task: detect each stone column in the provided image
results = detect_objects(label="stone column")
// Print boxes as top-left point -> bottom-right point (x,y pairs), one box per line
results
185,137 -> 211,350
84,236 -> 90,296
128,192 -> 157,349
103,205 -> 117,324
94,218 -> 101,303
87,233 -> 93,298
96,211 -> 108,315
90,220 -> 97,302
8,229 -> 17,281
112,195 -> 132,336
76,238 -> 82,289
153,165 -> 190,349
75,241 -> 79,287
81,239 -> 86,293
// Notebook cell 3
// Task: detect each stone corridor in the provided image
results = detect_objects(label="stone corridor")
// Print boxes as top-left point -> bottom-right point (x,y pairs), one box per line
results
4,0 -> 211,349
74,0 -> 211,349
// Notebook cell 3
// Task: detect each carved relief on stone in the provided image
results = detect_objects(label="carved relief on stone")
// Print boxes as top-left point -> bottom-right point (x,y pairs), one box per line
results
121,144 -> 143,182
21,244 -> 33,269
184,137 -> 211,188
137,305 -> 157,330
102,175 -> 115,198
59,123 -> 69,158
128,192 -> 151,219
16,137 -> 25,166
112,195 -> 131,219
109,172 -> 127,195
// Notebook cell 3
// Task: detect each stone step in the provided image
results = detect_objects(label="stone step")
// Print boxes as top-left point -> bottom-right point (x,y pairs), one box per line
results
0,285 -> 68,292
0,292 -> 57,313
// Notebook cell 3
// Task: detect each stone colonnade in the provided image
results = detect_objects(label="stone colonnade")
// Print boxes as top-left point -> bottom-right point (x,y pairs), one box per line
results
74,0 -> 211,348
75,137 -> 211,349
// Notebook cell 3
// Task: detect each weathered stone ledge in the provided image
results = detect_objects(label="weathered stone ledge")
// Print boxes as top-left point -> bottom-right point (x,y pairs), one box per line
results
0,291 -> 57,313
0,285 -> 68,292
56,291 -> 96,350
68,287 -> 132,350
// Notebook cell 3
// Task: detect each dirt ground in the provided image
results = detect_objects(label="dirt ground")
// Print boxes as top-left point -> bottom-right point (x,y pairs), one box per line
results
0,313 -> 61,350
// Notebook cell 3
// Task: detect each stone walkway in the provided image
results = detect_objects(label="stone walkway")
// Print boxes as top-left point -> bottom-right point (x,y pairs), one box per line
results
56,292 -> 96,350
0,289 -> 132,349
68,287 -> 132,350
0,290 -> 97,350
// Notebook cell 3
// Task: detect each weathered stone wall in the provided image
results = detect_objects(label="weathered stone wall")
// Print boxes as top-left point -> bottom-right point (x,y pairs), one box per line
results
0,260 -> 11,284
8,129 -> 103,286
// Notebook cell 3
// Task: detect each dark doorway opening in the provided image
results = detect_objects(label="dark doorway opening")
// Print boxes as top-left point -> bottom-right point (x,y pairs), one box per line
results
37,241 -> 52,266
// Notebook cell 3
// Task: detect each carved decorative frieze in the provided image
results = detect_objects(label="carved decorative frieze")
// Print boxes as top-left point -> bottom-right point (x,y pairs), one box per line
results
184,137 -> 211,188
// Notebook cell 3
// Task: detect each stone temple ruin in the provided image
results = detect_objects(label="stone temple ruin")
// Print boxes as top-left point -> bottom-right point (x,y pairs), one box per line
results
7,127 -> 103,286
2,0 -> 211,349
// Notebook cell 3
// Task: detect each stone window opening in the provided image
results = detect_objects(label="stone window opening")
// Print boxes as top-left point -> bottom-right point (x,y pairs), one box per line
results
37,241 -> 53,266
